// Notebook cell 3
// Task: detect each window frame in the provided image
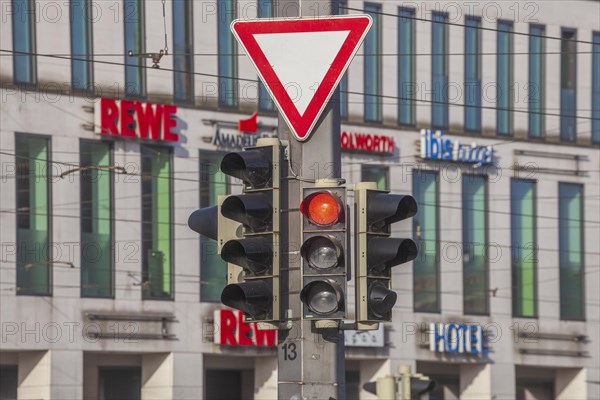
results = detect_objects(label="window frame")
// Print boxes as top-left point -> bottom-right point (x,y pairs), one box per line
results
496,20 -> 514,136
363,2 -> 382,123
528,24 -> 546,139
398,6 -> 416,127
123,0 -> 147,99
15,132 -> 52,296
431,11 -> 449,130
558,182 -> 585,321
140,144 -> 174,300
464,15 -> 482,133
217,0 -> 238,108
461,173 -> 489,316
172,0 -> 195,104
412,170 -> 440,314
70,0 -> 94,92
79,139 -> 114,298
560,27 -> 578,142
510,178 -> 538,319
11,0 -> 37,86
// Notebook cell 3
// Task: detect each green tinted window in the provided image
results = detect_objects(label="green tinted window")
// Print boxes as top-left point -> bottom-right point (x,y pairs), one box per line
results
16,134 -> 51,295
141,146 -> 172,299
80,141 -> 112,297
559,183 -> 584,320
361,165 -> 389,191
413,171 -> 439,312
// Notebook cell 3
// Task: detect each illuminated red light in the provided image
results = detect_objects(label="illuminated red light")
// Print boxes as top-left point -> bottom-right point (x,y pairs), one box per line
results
301,192 -> 341,226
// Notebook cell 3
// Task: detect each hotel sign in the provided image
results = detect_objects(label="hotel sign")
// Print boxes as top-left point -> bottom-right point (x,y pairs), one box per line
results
429,323 -> 487,355
420,129 -> 494,165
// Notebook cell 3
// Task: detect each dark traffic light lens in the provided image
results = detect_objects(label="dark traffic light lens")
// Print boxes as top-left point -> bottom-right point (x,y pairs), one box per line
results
301,280 -> 343,315
369,281 -> 397,318
307,282 -> 338,314
301,236 -> 343,270
301,192 -> 342,226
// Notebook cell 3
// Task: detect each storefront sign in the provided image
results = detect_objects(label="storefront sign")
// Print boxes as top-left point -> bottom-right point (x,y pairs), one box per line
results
344,324 -> 384,347
212,128 -> 275,149
96,98 -> 179,142
341,131 -> 394,154
420,129 -> 494,164
213,310 -> 276,347
429,323 -> 487,355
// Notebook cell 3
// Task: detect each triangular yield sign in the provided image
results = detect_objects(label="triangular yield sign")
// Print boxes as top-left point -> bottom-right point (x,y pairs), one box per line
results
231,15 -> 372,141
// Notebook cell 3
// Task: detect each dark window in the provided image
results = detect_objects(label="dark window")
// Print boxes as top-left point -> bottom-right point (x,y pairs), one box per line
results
124,0 -> 146,98
431,12 -> 448,129
218,0 -> 237,108
70,0 -> 93,90
173,0 -> 194,103
398,7 -> 415,126
591,32 -> 600,144
528,25 -> 545,138
257,0 -> 275,111
497,20 -> 513,135
364,3 -> 381,122
99,367 -> 141,400
560,29 -> 577,141
12,0 -> 36,84
464,16 -> 481,132
361,165 -> 389,191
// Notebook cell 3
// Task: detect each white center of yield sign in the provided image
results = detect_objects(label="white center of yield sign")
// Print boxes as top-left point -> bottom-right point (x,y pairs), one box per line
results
254,30 -> 351,116
231,15 -> 372,142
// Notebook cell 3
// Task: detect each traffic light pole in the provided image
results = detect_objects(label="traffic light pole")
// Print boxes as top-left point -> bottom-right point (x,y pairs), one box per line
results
276,2 -> 345,399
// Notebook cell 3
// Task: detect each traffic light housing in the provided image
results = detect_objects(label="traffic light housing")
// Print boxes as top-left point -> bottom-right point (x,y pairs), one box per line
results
188,138 -> 281,328
299,180 -> 347,321
355,182 -> 418,329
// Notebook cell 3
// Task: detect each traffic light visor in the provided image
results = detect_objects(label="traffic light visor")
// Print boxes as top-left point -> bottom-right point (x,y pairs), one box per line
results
221,280 -> 272,318
221,150 -> 272,188
188,206 -> 218,240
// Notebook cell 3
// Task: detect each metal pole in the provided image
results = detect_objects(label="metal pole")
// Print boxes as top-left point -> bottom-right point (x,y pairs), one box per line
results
276,1 -> 345,399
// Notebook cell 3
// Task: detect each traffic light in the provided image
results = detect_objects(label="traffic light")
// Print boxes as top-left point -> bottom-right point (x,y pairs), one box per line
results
299,180 -> 347,321
188,138 -> 281,327
355,182 -> 418,329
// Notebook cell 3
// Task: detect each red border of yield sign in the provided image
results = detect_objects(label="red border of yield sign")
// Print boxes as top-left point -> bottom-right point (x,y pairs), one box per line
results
231,15 -> 372,142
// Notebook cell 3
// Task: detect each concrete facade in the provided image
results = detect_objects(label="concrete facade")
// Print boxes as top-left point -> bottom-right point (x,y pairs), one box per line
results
1,1 -> 599,399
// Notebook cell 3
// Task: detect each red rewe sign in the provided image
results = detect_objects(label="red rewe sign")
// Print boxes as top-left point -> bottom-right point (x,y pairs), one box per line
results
213,310 -> 277,347
231,15 -> 372,142
96,98 -> 179,142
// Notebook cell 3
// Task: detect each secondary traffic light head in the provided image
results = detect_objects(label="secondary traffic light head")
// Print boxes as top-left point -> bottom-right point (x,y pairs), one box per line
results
355,182 -> 418,327
218,139 -> 281,325
188,139 -> 281,327
300,184 -> 347,320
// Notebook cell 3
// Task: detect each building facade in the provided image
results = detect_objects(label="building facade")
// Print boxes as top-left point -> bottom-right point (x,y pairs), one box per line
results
1,0 -> 599,399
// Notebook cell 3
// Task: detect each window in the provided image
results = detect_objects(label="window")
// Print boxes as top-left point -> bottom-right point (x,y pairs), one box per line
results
70,0 -> 93,91
398,7 -> 415,126
559,183 -> 584,320
511,179 -> 537,318
464,16 -> 481,132
462,175 -> 488,315
141,146 -> 172,299
258,0 -> 275,111
173,0 -> 194,103
339,0 -> 348,120
497,21 -> 513,135
80,141 -> 112,297
361,165 -> 389,190
413,171 -> 439,313
16,134 -> 51,295
200,152 -> 229,302
528,25 -> 545,138
431,12 -> 448,129
592,32 -> 600,144
218,0 -> 237,108
364,3 -> 381,122
12,0 -> 36,84
560,29 -> 577,141
124,0 -> 146,98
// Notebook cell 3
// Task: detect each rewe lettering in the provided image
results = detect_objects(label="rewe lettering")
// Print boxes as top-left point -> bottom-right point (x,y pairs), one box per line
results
99,98 -> 179,142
